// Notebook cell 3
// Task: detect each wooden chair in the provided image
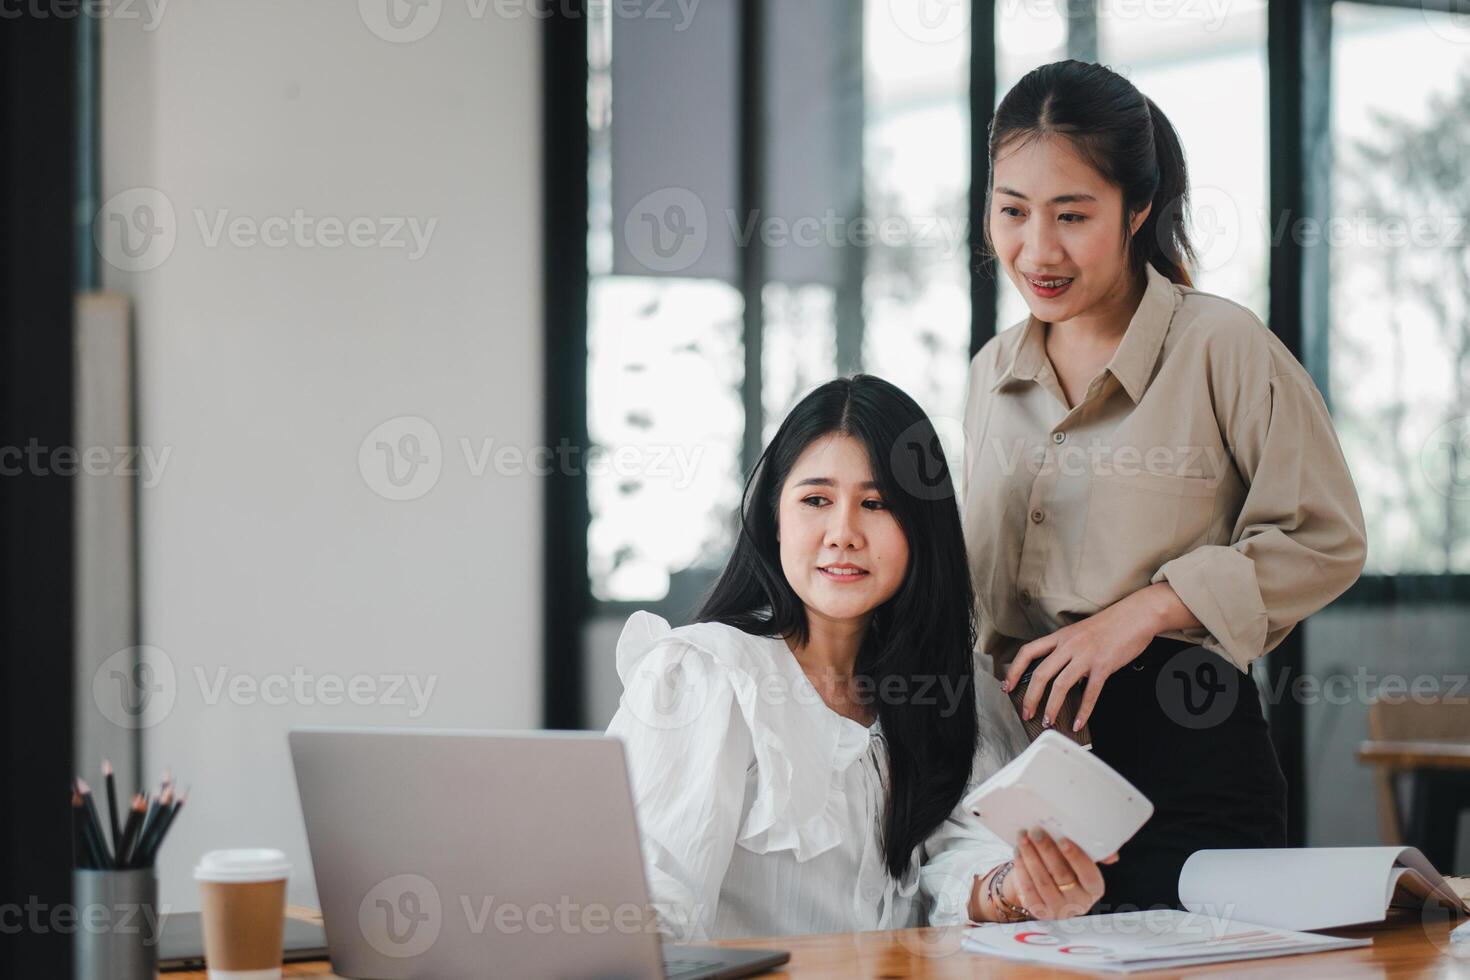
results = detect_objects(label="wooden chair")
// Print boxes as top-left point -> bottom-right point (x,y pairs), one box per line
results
1358,698 -> 1470,868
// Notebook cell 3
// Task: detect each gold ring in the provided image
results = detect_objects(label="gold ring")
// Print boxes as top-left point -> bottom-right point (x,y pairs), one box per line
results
1057,879 -> 1080,891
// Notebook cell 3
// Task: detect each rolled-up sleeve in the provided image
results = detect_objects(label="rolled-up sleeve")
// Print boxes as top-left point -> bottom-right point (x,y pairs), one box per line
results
606,642 -> 751,943
1152,371 -> 1367,671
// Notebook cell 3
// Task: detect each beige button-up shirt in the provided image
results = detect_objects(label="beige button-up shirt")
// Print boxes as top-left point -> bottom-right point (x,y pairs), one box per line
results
962,263 -> 1367,676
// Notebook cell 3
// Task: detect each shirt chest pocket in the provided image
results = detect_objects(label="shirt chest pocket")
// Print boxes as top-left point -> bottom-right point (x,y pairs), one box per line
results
1073,469 -> 1219,606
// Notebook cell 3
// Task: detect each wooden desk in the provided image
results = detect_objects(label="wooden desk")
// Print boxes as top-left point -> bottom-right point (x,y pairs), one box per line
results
167,911 -> 1468,978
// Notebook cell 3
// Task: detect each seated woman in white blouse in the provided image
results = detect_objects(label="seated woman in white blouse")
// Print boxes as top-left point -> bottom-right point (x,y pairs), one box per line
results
607,375 -> 1118,942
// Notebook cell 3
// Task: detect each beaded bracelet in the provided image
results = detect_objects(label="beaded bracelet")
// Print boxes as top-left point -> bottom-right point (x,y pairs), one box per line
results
986,861 -> 1031,922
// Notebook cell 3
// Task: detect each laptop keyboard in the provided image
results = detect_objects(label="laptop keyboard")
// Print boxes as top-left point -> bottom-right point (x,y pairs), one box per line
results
662,954 -> 726,980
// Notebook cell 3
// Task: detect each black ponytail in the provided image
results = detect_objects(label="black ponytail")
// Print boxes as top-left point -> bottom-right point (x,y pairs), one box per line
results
986,60 -> 1196,287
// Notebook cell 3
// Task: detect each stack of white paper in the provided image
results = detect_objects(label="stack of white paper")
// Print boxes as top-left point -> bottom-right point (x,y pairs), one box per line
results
963,910 -> 1370,973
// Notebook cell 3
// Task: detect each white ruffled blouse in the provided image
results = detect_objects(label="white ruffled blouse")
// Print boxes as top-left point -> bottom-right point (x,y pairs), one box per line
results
605,611 -> 1031,942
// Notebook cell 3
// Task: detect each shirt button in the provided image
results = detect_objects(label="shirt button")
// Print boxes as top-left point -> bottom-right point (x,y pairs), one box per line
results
1052,431 -> 1066,444
1019,589 -> 1032,606
1030,509 -> 1045,524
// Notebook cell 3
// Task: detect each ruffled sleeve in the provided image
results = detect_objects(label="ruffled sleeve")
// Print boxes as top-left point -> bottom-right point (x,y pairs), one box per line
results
919,658 -> 1031,926
607,613 -> 751,943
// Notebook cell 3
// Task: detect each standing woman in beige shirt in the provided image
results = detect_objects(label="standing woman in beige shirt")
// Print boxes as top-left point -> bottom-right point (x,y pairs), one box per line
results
963,60 -> 1368,912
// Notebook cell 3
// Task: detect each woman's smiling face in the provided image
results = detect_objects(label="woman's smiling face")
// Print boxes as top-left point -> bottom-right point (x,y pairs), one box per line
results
990,134 -> 1151,323
776,433 -> 910,627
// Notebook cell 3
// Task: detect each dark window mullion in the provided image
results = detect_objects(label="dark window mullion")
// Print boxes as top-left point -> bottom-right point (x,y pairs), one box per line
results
835,7 -> 865,378
1267,0 -> 1334,847
544,2 -> 591,729
970,0 -> 1000,357
739,0 -> 766,474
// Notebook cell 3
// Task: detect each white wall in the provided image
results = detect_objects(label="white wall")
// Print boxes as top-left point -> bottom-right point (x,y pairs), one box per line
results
100,1 -> 542,910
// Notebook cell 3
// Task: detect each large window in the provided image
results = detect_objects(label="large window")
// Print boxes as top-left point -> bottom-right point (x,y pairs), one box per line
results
585,0 -> 974,608
1099,0 -> 1269,318
552,0 -> 1470,860
1329,2 -> 1470,574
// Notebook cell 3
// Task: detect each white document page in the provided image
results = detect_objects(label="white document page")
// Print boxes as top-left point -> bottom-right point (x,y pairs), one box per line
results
1178,846 -> 1470,931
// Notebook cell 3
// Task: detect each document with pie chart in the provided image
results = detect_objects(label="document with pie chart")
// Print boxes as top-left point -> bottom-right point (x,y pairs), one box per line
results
962,911 -> 1368,972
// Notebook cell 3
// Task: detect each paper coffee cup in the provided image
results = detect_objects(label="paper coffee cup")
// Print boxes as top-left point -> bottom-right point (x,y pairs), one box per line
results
194,849 -> 292,980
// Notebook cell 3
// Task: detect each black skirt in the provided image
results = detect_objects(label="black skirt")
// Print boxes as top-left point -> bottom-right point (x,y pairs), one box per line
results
1088,636 -> 1288,911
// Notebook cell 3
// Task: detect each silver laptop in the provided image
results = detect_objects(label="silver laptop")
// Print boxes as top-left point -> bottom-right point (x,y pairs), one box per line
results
288,727 -> 789,980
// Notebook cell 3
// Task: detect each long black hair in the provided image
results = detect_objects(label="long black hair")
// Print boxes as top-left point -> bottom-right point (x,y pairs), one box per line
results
697,375 -> 979,880
985,59 -> 1196,287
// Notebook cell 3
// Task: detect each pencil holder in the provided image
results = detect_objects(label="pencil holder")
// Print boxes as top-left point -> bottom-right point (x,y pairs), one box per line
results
73,868 -> 160,980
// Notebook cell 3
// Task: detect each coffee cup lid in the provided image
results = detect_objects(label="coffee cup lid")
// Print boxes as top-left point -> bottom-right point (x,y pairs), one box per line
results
194,848 -> 292,883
